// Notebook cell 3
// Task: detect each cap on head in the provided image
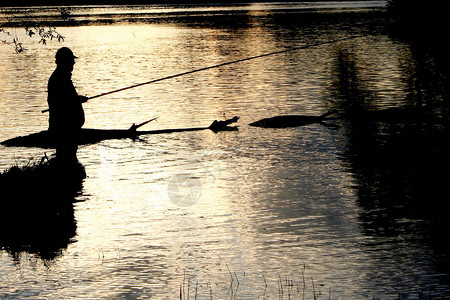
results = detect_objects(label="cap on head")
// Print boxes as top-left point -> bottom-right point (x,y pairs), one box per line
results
55,47 -> 78,64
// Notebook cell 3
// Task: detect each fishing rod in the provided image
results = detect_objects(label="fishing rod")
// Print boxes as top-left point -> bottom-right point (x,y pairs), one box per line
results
41,34 -> 364,113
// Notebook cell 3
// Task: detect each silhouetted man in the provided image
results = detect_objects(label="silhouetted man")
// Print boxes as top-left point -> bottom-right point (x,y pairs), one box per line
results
47,47 -> 88,162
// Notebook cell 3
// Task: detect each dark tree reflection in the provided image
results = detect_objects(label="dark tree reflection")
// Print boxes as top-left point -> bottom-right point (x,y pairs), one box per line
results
330,44 -> 450,275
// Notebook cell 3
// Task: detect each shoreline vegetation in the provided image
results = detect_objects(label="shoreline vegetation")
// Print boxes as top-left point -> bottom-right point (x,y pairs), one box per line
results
0,155 -> 86,196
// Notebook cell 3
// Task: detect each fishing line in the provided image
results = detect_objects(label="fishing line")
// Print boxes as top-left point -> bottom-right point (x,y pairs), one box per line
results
42,34 -> 365,113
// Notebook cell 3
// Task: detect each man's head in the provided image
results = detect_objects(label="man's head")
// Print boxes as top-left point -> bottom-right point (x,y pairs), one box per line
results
55,47 -> 77,70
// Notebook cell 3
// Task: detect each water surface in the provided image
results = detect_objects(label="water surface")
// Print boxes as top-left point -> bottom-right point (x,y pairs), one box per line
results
1,2 -> 450,299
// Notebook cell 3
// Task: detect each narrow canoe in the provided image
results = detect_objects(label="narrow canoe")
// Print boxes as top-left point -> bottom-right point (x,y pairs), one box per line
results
1,117 -> 239,149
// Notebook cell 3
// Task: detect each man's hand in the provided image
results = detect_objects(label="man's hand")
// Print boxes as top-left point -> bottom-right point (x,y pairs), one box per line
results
79,95 -> 89,103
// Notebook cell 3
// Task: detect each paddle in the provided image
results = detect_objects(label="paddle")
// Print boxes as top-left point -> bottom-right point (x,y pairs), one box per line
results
128,117 -> 158,132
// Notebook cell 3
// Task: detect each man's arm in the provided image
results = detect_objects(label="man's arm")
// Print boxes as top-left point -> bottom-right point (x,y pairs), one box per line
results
79,95 -> 89,103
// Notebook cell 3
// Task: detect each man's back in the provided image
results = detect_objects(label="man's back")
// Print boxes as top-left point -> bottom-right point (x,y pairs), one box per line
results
47,67 -> 85,134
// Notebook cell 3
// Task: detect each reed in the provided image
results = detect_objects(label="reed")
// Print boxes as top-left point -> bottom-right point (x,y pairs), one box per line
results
0,155 -> 55,189
177,265 -> 327,300
177,266 -> 437,300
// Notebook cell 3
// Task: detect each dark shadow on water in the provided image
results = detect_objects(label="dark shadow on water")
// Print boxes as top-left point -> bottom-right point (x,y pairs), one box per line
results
330,43 -> 450,289
0,157 -> 86,261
